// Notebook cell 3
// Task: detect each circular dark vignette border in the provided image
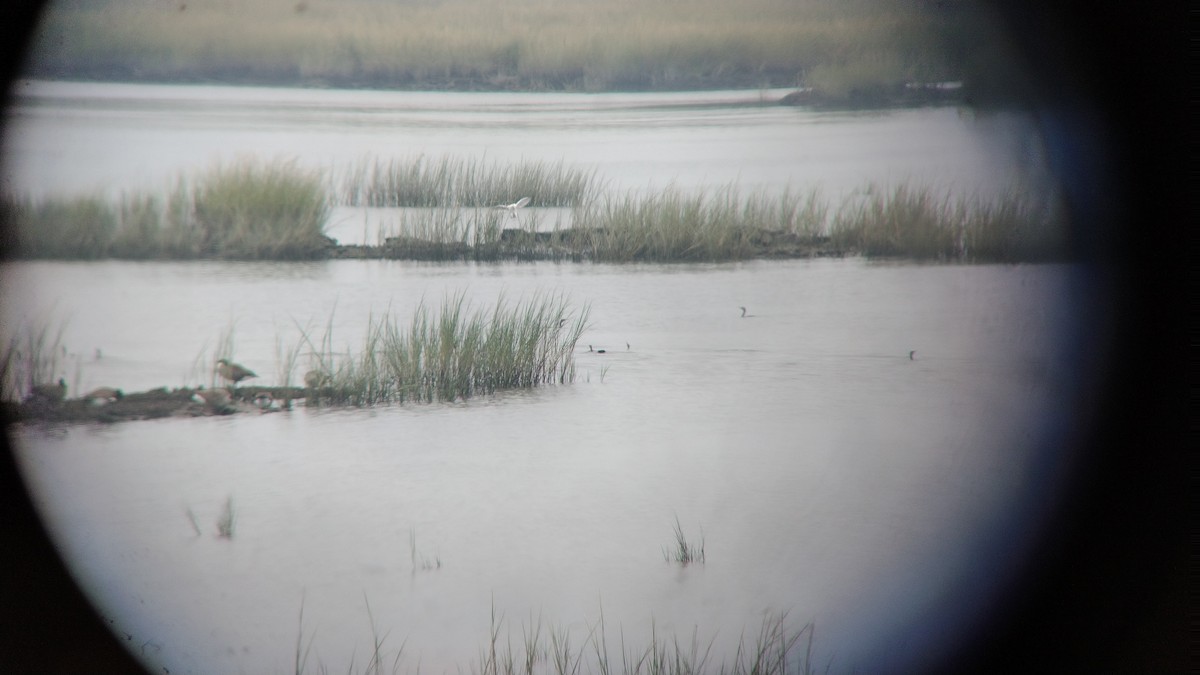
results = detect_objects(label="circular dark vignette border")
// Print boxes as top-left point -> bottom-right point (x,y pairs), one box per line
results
0,2 -> 1185,673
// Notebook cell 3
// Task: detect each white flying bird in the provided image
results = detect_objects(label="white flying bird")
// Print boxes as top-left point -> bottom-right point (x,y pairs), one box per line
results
494,196 -> 531,217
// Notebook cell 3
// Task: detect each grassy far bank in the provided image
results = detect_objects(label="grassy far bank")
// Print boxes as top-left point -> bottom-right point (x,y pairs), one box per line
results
0,157 -> 1067,263
23,0 -> 1026,106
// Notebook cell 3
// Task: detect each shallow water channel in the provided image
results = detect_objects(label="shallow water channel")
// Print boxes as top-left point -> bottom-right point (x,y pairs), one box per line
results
1,83 -> 1089,673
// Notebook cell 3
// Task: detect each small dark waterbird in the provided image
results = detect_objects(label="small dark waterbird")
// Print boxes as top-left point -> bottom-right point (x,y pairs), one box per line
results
740,306 -> 755,318
589,345 -> 606,354
909,350 -> 916,360
493,196 -> 531,218
216,358 -> 257,387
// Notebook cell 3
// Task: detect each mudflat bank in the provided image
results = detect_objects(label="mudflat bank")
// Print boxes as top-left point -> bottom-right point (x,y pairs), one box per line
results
5,385 -> 309,425
331,227 -> 849,262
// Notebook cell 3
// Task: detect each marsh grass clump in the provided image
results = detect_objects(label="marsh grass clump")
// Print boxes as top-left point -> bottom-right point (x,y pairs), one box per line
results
959,187 -> 1065,262
341,155 -> 600,208
2,194 -> 117,259
577,185 -> 827,262
2,159 -> 331,260
830,183 -> 956,259
299,293 -> 588,407
829,183 -> 1065,262
664,516 -> 706,566
184,159 -> 331,259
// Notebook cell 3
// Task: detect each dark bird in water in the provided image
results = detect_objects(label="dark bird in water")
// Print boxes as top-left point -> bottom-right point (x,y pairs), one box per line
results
493,196 -> 531,218
739,306 -> 755,318
27,378 -> 66,404
216,359 -> 257,386
84,386 -> 124,404
909,350 -> 916,360
589,345 -> 606,354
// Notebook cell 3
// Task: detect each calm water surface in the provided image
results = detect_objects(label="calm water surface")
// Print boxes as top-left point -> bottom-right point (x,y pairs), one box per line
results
7,258 -> 1087,674
1,83 -> 1088,674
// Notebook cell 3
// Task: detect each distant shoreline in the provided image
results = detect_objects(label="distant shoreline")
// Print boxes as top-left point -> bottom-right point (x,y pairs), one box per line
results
17,74 -> 973,111
22,0 -> 1016,110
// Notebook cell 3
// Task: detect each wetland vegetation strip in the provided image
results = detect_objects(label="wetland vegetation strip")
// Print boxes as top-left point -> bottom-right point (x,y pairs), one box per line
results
339,156 -> 602,209
2,293 -> 590,423
0,157 -> 1067,263
23,0 -> 1010,106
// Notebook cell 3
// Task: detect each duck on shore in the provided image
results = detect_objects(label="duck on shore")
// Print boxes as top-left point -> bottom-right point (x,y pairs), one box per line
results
26,378 -> 67,404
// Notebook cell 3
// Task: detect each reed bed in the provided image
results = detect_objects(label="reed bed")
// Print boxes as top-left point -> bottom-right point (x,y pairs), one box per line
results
2,159 -> 330,260
2,194 -> 117,259
25,0 -> 988,96
377,206 -> 509,261
829,183 -> 1063,262
340,156 -> 601,209
1,153 -> 1064,262
300,293 -> 588,406
576,185 -> 828,262
182,159 -> 330,259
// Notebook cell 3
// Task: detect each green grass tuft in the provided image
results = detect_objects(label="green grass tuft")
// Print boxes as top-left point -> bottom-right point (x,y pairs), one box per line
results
298,293 -> 588,407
